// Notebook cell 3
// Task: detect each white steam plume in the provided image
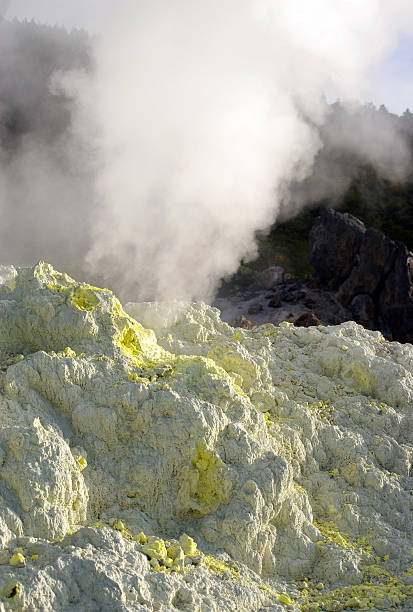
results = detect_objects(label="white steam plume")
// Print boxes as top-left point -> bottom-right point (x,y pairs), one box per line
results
2,3 -> 413,300
68,0 -> 413,301
0,20 -> 94,275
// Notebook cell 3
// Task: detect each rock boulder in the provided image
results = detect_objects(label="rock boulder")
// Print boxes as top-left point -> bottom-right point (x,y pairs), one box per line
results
309,209 -> 413,343
255,266 -> 285,290
308,208 -> 366,289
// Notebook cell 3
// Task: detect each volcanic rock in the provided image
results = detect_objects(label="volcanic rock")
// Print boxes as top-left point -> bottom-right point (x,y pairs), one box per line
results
337,227 -> 397,305
247,303 -> 264,315
0,263 -> 412,611
308,208 -> 366,288
378,243 -> 413,343
268,293 -> 281,308
229,314 -> 252,329
304,298 -> 316,308
255,266 -> 285,290
309,209 -> 413,343
294,312 -> 322,327
350,294 -> 375,329
281,292 -> 295,303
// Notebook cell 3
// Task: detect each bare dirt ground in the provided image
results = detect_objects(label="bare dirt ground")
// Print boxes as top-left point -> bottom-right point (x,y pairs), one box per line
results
213,279 -> 352,329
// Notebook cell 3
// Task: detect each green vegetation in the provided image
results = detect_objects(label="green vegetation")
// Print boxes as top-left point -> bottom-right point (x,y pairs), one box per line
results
221,162 -> 413,293
218,210 -> 318,294
342,164 -> 413,247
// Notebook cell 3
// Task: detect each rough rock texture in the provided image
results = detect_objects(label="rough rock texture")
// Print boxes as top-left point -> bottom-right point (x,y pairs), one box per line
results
337,228 -> 398,305
215,278 -> 351,330
377,243 -> 413,344
349,295 -> 375,330
293,313 -> 322,328
309,208 -> 413,343
254,267 -> 285,291
0,263 -> 412,611
308,209 -> 366,289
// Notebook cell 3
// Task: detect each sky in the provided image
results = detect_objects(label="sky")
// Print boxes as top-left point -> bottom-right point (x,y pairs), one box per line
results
2,0 -> 413,115
1,0 -> 110,33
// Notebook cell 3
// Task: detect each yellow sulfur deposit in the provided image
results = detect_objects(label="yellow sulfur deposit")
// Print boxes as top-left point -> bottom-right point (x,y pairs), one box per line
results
4,583 -> 21,599
70,286 -> 99,311
110,520 -> 126,533
278,592 -> 293,605
167,545 -> 184,560
112,299 -> 169,370
179,534 -> 197,555
9,553 -> 25,568
202,554 -> 240,579
75,456 -> 87,470
141,537 -> 168,563
313,521 -> 356,550
177,441 -> 232,517
1,263 -> 412,611
135,532 -> 147,544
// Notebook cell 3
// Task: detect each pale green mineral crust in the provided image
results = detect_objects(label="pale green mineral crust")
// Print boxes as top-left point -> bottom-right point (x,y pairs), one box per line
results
0,262 -> 412,611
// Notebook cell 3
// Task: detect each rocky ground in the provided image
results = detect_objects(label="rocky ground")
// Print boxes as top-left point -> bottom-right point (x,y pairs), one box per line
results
0,263 -> 412,611
214,277 -> 352,331
216,208 -> 413,346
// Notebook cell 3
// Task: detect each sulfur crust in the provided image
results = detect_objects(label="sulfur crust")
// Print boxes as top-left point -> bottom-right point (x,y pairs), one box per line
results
0,263 -> 411,611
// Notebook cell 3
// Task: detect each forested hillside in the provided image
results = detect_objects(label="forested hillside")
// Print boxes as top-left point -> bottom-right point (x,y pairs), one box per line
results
0,19 -> 93,274
229,104 -> 413,288
0,18 -> 90,148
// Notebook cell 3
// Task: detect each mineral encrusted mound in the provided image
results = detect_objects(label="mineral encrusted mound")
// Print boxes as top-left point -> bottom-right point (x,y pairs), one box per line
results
0,263 -> 412,611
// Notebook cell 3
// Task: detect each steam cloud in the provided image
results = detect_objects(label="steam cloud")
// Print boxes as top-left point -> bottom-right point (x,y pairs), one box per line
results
0,20 -> 94,274
2,1 -> 413,300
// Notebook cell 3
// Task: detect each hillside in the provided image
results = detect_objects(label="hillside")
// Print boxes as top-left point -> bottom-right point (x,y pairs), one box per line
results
223,164 -> 413,293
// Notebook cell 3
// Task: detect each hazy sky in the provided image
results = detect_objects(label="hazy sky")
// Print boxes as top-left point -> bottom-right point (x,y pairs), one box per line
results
3,0 -> 413,115
2,0 -> 110,33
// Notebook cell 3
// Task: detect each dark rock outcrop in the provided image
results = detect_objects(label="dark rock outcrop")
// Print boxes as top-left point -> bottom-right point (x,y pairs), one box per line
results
308,208 -> 365,289
268,294 -> 281,308
349,294 -> 375,329
337,227 -> 397,305
230,314 -> 252,329
309,208 -> 413,343
378,244 -> 413,343
254,266 -> 285,290
247,303 -> 264,315
294,312 -> 322,327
